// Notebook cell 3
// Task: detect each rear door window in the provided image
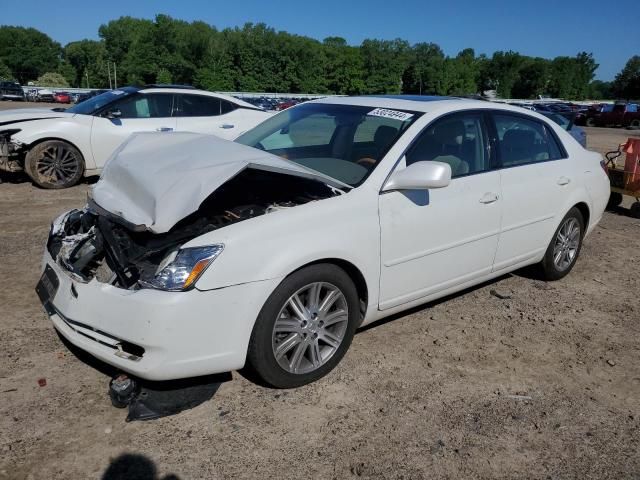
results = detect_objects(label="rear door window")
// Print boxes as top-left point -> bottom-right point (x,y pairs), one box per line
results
176,94 -> 236,117
493,114 -> 564,167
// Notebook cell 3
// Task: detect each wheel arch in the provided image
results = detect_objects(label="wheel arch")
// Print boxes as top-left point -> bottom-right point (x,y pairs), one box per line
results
27,136 -> 86,166
573,201 -> 590,233
288,258 -> 369,323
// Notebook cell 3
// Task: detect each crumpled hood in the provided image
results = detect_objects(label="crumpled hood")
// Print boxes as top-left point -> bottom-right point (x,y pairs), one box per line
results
0,108 -> 72,125
90,132 -> 348,233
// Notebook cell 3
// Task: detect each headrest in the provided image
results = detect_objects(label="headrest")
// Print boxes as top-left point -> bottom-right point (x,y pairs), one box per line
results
374,125 -> 399,146
433,121 -> 464,147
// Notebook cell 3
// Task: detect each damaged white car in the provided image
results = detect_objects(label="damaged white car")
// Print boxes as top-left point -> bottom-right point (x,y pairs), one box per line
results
0,85 -> 270,188
38,96 -> 609,388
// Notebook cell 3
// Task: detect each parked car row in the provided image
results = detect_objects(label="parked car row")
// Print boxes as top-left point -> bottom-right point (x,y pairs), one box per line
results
575,102 -> 640,129
509,100 -> 640,130
508,102 -> 587,147
241,96 -> 309,111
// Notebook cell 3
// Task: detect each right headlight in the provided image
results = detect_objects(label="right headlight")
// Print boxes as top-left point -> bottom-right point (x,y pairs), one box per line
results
140,244 -> 224,291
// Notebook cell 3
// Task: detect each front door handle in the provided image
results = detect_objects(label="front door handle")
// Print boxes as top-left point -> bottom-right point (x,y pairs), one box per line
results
220,124 -> 235,129
479,192 -> 499,204
156,127 -> 173,132
557,176 -> 571,186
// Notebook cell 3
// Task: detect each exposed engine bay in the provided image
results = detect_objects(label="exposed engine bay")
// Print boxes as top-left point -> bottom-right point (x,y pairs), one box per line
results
48,169 -> 339,289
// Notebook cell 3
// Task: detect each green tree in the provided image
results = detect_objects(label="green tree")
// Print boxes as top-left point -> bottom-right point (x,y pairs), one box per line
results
446,48 -> 479,95
588,80 -> 613,100
512,58 -> 550,98
323,37 -> 365,94
35,72 -> 69,87
486,51 -> 525,98
403,42 -> 446,95
548,53 -> 597,99
613,56 -> 640,100
0,26 -> 61,83
0,60 -> 12,80
360,39 -> 410,94
156,68 -> 173,84
64,40 -> 110,88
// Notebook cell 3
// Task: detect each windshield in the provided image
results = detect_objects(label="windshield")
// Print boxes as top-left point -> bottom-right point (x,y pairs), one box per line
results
66,88 -> 137,115
236,103 -> 421,187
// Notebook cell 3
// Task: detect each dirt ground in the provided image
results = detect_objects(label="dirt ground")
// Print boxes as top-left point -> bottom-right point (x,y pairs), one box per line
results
0,101 -> 639,479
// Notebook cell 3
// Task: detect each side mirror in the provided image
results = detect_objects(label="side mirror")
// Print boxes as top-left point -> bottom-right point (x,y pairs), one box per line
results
106,108 -> 122,119
382,161 -> 452,192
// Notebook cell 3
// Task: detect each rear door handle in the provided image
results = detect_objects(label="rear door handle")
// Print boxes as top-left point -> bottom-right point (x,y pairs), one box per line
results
156,127 -> 173,132
220,124 -> 235,129
557,176 -> 571,186
479,192 -> 499,204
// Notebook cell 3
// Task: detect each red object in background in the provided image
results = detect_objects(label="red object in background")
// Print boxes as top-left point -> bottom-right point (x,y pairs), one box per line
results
624,138 -> 640,191
37,378 -> 47,387
53,92 -> 71,104
275,100 -> 298,111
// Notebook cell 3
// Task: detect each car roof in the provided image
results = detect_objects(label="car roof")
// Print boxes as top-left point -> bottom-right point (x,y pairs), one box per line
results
310,95 -> 536,115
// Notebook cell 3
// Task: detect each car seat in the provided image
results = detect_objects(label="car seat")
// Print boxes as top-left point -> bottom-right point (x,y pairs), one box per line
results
408,120 -> 469,176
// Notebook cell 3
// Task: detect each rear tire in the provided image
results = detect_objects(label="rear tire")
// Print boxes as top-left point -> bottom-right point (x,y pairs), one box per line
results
540,207 -> 584,281
586,117 -> 596,127
246,264 -> 359,388
25,140 -> 84,189
630,202 -> 640,219
630,119 -> 640,129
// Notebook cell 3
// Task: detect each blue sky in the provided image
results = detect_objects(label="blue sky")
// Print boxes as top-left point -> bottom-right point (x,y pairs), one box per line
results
2,0 -> 638,80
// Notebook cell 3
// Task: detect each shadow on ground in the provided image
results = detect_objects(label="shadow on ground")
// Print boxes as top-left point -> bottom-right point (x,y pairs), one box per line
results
102,453 -> 180,480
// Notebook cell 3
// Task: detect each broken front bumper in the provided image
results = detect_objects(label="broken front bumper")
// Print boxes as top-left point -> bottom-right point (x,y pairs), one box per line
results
0,132 -> 24,173
38,249 -> 280,381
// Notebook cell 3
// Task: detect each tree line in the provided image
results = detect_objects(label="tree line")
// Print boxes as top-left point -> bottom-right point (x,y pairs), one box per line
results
0,15 -> 638,100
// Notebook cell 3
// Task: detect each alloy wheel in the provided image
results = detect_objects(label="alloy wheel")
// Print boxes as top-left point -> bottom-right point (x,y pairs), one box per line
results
272,282 -> 349,375
552,217 -> 581,271
35,144 -> 81,187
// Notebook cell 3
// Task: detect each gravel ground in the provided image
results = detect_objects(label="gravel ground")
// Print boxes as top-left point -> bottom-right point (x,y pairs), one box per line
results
0,102 -> 639,479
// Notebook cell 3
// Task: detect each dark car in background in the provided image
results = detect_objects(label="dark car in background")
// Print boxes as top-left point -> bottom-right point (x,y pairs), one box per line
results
540,110 -> 587,148
74,89 -> 109,104
0,81 -> 25,101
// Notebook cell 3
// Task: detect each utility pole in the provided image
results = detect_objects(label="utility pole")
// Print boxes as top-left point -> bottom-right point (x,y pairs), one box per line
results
85,70 -> 90,89
107,62 -> 112,89
113,62 -> 117,89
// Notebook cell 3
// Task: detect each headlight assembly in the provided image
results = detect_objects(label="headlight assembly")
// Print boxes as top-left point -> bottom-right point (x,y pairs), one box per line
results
140,245 -> 224,291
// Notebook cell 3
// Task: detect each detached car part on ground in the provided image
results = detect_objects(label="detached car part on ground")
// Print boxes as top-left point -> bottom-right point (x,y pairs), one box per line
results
38,97 -> 610,388
0,85 -> 271,189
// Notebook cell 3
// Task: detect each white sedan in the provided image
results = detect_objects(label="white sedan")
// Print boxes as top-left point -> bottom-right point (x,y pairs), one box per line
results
0,86 -> 271,188
38,96 -> 609,388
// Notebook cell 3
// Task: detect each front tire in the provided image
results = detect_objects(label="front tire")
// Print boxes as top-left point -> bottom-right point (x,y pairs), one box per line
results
246,264 -> 360,388
25,140 -> 84,189
540,207 -> 584,281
